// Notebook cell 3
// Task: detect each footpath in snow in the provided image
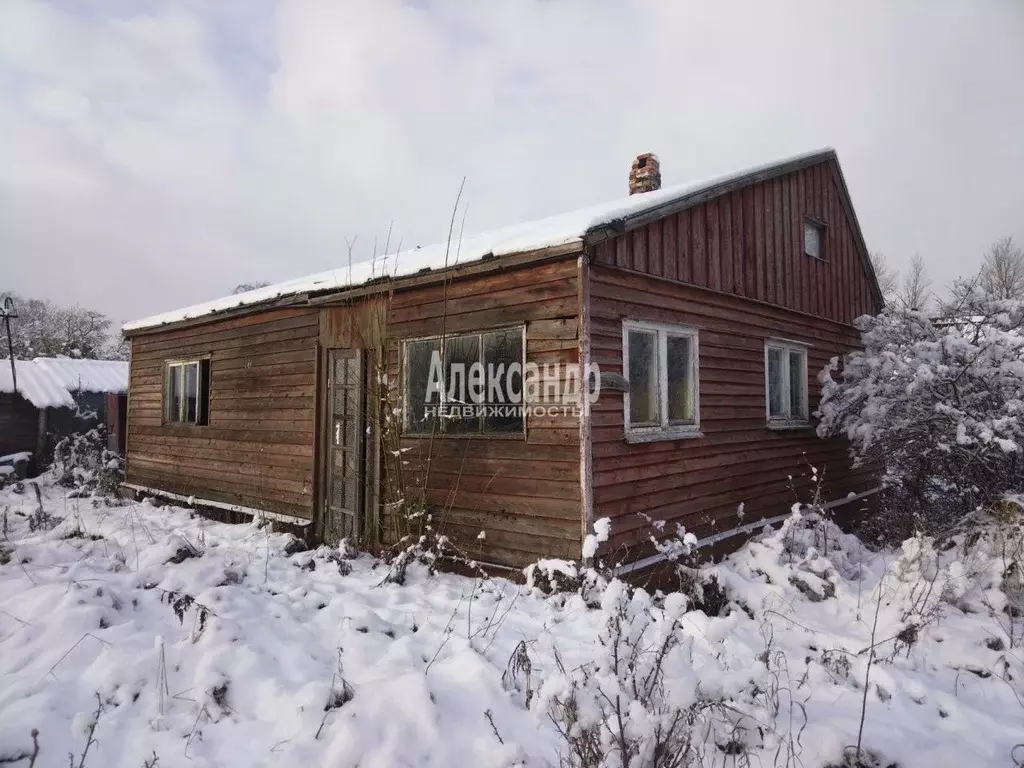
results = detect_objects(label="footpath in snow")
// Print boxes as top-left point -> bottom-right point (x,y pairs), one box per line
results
0,478 -> 1022,767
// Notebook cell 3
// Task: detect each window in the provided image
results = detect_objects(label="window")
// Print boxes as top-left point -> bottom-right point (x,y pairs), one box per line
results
765,341 -> 808,426
804,218 -> 825,260
164,359 -> 210,425
622,320 -> 699,442
404,327 -> 524,436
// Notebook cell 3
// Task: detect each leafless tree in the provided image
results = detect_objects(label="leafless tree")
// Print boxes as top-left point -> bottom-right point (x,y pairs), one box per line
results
869,251 -> 899,304
895,254 -> 932,313
232,281 -> 271,294
979,237 -> 1024,300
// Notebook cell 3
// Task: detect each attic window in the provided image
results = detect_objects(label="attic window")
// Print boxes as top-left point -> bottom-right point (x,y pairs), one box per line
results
804,218 -> 825,260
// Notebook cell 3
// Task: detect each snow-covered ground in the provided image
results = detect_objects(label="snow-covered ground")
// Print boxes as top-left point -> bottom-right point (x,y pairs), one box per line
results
1,479 -> 1022,767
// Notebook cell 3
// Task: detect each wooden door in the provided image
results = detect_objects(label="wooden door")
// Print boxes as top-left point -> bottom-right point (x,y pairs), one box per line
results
324,348 -> 365,544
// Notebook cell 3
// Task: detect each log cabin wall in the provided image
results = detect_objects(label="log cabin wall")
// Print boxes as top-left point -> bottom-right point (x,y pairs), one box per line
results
126,307 -> 320,522
591,160 -> 880,325
385,257 -> 583,568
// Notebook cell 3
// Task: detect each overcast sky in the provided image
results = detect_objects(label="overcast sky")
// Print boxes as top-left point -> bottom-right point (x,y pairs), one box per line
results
1,0 -> 1022,326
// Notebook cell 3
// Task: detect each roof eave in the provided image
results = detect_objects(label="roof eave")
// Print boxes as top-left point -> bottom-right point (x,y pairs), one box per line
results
123,240 -> 586,336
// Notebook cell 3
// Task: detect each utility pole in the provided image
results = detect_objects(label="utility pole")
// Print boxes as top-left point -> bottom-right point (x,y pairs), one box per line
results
1,296 -> 17,393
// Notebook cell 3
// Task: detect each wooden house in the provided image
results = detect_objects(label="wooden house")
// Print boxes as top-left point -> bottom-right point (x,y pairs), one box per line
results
122,148 -> 882,570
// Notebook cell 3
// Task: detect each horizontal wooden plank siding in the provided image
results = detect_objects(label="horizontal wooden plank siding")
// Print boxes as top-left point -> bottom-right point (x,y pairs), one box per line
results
592,160 -> 881,323
588,263 -> 876,553
126,307 -> 320,521
387,257 -> 583,568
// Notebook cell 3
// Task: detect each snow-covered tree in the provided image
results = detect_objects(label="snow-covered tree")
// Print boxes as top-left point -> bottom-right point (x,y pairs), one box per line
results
817,294 -> 1024,536
1,294 -> 114,359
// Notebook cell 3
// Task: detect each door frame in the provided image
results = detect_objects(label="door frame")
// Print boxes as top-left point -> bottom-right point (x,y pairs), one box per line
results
316,345 -> 380,546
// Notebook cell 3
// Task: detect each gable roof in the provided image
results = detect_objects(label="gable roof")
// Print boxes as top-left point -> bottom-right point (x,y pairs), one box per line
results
0,358 -> 129,409
124,147 -> 879,333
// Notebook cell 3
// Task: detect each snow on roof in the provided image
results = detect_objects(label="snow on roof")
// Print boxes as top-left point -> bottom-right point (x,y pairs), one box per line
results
32,358 -> 129,395
0,357 -> 128,409
124,148 -> 835,332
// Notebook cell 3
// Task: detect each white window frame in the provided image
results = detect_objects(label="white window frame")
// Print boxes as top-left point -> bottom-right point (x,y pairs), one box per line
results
164,358 -> 209,426
764,339 -> 810,428
804,217 -> 826,260
622,319 -> 701,443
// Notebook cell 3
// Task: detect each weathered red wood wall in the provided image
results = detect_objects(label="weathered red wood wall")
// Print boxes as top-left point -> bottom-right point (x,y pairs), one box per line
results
126,308 -> 321,521
125,257 -> 584,569
387,258 -> 583,568
592,161 -> 879,325
586,159 -> 881,553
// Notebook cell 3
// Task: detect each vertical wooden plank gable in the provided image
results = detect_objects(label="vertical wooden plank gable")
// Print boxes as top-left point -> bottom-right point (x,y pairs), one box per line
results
597,158 -> 881,325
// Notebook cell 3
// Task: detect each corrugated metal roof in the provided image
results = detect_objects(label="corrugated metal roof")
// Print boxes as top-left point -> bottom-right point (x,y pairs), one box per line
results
0,357 -> 128,409
32,358 -> 129,396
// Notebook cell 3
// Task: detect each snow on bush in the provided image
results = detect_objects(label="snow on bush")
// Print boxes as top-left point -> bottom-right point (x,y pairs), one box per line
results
540,583 -> 721,768
51,428 -> 124,500
817,296 -> 1024,537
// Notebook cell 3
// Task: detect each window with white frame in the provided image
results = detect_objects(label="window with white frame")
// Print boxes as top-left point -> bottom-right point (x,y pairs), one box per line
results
765,341 -> 808,425
804,217 -> 826,260
622,320 -> 699,440
164,359 -> 210,425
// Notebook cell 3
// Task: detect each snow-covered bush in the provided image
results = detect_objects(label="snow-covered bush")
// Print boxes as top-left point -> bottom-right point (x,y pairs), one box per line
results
817,297 -> 1024,538
540,582 -> 722,768
527,517 -> 706,607
51,429 -> 124,499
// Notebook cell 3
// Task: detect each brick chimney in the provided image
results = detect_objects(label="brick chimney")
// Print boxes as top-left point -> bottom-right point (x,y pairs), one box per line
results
628,152 -> 661,195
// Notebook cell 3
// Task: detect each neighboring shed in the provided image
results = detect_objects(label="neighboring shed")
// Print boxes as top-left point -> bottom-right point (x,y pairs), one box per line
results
0,358 -> 129,471
122,147 -> 883,570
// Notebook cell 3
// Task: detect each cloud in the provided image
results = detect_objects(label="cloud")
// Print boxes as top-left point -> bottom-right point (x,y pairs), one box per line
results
1,0 -> 1022,325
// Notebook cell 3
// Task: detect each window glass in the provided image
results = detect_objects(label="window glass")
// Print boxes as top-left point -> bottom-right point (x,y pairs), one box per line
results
443,335 -> 480,434
404,328 -> 524,436
666,334 -> 694,424
405,338 -> 440,435
167,364 -> 182,422
165,359 -> 209,425
483,329 -> 522,433
198,360 -> 211,425
766,344 -> 808,423
628,330 -> 659,426
788,350 -> 805,418
804,221 -> 822,259
767,347 -> 786,418
185,362 -> 199,423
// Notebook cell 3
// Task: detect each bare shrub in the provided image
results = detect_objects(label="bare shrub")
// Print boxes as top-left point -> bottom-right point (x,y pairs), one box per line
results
541,582 -> 724,768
